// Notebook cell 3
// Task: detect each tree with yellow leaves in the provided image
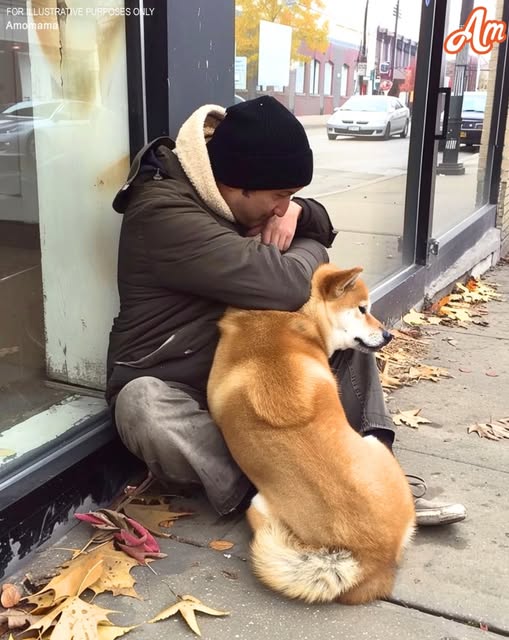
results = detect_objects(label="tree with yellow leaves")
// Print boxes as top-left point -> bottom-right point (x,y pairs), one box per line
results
235,0 -> 329,94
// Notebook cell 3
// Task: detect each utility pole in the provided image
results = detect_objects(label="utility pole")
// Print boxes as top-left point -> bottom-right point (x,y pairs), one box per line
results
437,0 -> 474,175
357,0 -> 369,95
390,0 -> 400,82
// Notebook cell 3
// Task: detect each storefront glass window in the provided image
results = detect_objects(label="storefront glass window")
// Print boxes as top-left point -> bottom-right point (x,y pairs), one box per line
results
235,1 -> 423,286
0,1 -> 129,476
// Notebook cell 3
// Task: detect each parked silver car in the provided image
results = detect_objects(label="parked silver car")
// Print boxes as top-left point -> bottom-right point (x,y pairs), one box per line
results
0,99 -> 100,161
327,95 -> 410,140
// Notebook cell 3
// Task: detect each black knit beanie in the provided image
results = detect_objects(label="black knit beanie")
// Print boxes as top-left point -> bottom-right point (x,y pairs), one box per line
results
207,95 -> 313,190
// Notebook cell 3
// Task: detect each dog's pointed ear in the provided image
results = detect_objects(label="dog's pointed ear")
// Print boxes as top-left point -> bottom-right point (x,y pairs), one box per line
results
321,267 -> 363,298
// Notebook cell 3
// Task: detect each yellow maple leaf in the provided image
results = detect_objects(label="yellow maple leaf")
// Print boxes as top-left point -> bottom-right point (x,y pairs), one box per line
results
86,543 -> 143,599
149,594 -> 229,637
26,594 -> 134,639
23,557 -> 104,611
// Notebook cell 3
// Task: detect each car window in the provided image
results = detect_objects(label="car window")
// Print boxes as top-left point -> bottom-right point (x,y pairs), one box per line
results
6,105 -> 34,117
462,92 -> 487,113
395,100 -> 404,109
2,102 -> 60,119
340,96 -> 389,112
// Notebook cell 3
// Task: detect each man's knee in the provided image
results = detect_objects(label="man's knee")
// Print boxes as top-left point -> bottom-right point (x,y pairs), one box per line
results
115,376 -> 168,436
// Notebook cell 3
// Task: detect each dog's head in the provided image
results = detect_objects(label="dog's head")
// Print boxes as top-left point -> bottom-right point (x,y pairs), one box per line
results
306,264 -> 393,356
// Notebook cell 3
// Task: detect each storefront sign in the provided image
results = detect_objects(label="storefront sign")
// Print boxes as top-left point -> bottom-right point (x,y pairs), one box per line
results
258,20 -> 292,87
444,6 -> 507,55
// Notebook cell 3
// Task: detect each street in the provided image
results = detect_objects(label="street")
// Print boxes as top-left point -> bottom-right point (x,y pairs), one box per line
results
298,123 -> 482,286
303,127 -> 411,197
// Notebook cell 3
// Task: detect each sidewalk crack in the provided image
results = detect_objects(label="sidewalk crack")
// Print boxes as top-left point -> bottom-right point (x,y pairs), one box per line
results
386,596 -> 509,637
396,446 -> 509,475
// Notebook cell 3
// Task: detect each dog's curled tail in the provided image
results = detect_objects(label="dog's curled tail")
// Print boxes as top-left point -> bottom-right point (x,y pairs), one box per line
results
250,520 -> 361,603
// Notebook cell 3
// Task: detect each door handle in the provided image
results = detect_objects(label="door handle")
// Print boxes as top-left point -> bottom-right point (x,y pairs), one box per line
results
435,87 -> 451,140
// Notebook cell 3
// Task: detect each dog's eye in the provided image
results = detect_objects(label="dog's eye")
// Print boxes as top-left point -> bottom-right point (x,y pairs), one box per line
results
358,306 -> 367,314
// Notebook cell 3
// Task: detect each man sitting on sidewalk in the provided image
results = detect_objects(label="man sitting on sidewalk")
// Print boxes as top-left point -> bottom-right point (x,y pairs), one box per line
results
106,95 -> 466,527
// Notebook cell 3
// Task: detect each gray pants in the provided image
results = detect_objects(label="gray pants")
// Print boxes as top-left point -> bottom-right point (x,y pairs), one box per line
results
114,349 -> 394,515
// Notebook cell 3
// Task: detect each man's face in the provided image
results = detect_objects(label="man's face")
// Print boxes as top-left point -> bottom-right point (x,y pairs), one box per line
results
219,186 -> 302,233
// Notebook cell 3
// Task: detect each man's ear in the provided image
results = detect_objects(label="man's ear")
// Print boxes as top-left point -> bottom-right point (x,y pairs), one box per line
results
321,267 -> 363,299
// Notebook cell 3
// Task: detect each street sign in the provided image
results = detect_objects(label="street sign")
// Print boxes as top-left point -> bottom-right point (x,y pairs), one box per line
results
380,79 -> 393,92
357,62 -> 367,76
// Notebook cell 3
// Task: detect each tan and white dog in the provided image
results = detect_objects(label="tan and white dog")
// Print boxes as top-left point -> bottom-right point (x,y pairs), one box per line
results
207,264 -> 415,605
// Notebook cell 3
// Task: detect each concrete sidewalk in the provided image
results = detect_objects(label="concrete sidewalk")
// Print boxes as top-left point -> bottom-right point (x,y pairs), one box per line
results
5,263 -> 509,639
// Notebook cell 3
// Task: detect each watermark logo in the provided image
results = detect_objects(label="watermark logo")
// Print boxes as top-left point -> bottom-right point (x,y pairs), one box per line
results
444,6 -> 507,54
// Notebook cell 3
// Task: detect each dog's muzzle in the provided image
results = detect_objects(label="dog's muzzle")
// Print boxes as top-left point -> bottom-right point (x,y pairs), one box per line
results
355,330 -> 393,352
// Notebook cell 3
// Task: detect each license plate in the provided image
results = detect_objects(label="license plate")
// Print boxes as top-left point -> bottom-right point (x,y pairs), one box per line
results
348,126 -> 360,131
460,131 -> 467,138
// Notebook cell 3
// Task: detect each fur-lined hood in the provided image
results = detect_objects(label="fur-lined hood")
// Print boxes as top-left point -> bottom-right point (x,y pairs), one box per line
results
113,104 -> 236,223
174,104 -> 236,223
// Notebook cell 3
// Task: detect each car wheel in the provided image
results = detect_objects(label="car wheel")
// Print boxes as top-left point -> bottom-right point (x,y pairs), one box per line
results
399,119 -> 409,138
328,133 -> 337,140
382,123 -> 391,140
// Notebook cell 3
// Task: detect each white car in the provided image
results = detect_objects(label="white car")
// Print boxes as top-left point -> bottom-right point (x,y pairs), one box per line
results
327,95 -> 410,140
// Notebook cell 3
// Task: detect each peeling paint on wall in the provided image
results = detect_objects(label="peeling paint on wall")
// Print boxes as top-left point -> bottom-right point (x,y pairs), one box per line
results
27,0 -> 130,390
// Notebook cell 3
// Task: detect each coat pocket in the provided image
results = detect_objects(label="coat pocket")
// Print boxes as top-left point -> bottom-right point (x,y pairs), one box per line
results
115,333 -> 177,369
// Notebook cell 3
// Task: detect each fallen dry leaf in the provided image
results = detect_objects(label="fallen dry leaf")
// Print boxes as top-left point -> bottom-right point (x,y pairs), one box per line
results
1,583 -> 21,608
457,279 -> 502,303
149,594 -> 229,637
468,418 -> 509,441
84,543 -> 144,599
377,359 -> 401,390
208,540 -> 235,552
122,503 -> 193,538
439,304 -> 473,323
392,327 -> 425,341
430,294 -> 451,314
97,625 -> 137,640
392,409 -> 432,429
76,508 -> 167,563
0,607 -> 41,630
408,364 -> 451,382
23,555 -> 104,611
403,309 -> 427,326
26,593 -> 135,640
